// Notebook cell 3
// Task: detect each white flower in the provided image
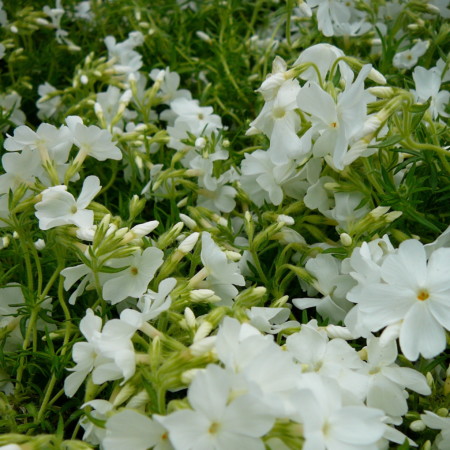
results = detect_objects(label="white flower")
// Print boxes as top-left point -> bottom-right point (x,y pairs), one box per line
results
35,175 -> 101,230
297,65 -> 372,170
160,364 -> 275,450
120,277 -> 176,328
246,307 -> 300,334
393,40 -> 429,70
200,232 -> 245,305
293,254 -> 355,323
61,260 -> 94,305
66,115 -> 122,161
103,410 -> 172,450
102,247 -> 164,304
80,399 -> 113,445
411,66 -> 450,119
240,150 -> 297,206
286,323 -> 368,400
149,67 -> 192,104
291,373 -> 396,450
0,149 -> 43,194
4,123 -> 72,164
165,97 -> 222,136
360,337 -> 430,423
294,43 -> 354,84
347,239 -> 450,361
64,309 -> 137,397
421,411 -> 450,450
37,82 -> 62,119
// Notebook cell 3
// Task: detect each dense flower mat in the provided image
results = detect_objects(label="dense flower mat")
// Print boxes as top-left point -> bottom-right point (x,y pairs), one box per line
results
0,0 -> 449,449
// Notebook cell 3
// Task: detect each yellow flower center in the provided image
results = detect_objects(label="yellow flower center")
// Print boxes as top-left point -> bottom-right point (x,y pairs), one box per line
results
130,266 -> 139,275
209,422 -> 221,435
272,107 -> 286,119
417,289 -> 429,301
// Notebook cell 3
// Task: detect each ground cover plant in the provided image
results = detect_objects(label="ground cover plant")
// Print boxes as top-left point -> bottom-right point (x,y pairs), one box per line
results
0,0 -> 449,448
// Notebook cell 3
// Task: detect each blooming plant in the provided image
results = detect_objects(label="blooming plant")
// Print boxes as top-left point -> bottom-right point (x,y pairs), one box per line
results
0,0 -> 449,449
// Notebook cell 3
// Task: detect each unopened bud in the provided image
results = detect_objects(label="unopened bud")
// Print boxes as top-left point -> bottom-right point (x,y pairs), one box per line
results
0,236 -> 10,249
194,321 -> 213,342
340,233 -> 352,247
178,232 -> 200,254
80,75 -> 89,85
368,68 -> 386,85
34,238 -> 46,250
181,368 -> 201,384
195,137 -> 206,149
196,31 -> 212,44
277,214 -> 295,226
368,86 -> 395,98
225,250 -> 241,261
409,420 -> 426,432
190,289 -> 221,303
184,307 -> 196,329
426,3 -> 441,13
179,213 -> 197,230
370,206 -> 390,219
130,220 -> 159,238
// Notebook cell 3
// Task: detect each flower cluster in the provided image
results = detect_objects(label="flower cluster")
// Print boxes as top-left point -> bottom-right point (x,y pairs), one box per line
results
0,0 -> 449,449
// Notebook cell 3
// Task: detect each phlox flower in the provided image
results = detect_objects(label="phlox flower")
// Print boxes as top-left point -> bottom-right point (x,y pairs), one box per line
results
4,123 -> 72,164
286,322 -> 368,400
120,277 -> 176,328
215,317 -> 299,416
66,115 -> 122,162
290,373 -> 407,450
35,175 -> 101,230
246,307 -> 300,334
293,253 -> 355,323
297,65 -> 372,170
393,40 -> 429,70
166,97 -> 223,136
104,31 -> 144,76
160,364 -> 275,450
359,337 -> 430,424
347,239 -> 450,361
421,411 -> 450,450
200,232 -> 245,305
36,82 -> 63,120
64,309 -> 137,397
149,67 -> 192,104
103,409 -> 172,450
411,66 -> 449,119
0,91 -> 26,132
0,149 -> 43,194
240,149 -> 297,206
102,246 -> 164,304
80,399 -> 113,445
307,0 -> 369,37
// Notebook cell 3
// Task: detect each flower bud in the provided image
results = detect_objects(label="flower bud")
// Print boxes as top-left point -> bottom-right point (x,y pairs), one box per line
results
195,137 -> 206,149
409,420 -> 426,432
340,233 -> 352,247
184,307 -> 196,329
190,289 -> 221,303
179,213 -> 197,230
34,238 -> 46,250
194,321 -> 213,342
178,232 -> 200,254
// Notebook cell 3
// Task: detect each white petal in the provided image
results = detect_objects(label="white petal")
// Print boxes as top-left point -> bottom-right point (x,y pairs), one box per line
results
400,302 -> 446,361
77,175 -> 101,209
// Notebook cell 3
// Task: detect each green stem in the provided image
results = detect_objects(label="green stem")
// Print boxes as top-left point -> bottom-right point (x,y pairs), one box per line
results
402,138 -> 450,174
